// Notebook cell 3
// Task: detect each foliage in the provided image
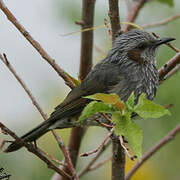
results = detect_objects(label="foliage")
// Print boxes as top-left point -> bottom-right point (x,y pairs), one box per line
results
78,93 -> 170,160
157,0 -> 174,7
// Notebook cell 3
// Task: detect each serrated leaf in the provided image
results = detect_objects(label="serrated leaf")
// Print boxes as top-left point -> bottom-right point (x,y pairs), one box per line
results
78,101 -> 116,122
85,93 -> 125,110
134,94 -> 171,119
157,0 -> 174,7
112,113 -> 142,160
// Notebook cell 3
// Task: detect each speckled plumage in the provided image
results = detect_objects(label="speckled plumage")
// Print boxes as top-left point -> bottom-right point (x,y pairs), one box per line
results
5,29 -> 175,152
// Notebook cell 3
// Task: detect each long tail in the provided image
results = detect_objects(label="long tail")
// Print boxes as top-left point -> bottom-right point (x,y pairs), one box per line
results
4,120 -> 51,153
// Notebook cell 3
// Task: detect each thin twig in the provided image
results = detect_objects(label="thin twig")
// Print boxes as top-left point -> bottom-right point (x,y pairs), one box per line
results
0,53 -> 77,179
39,148 -> 66,167
89,156 -> 112,171
78,139 -> 111,177
123,0 -> 146,32
52,132 -> 79,180
158,52 -> 180,82
142,14 -> 180,29
119,136 -> 137,161
0,0 -> 75,89
125,123 -> 180,180
0,122 -> 71,179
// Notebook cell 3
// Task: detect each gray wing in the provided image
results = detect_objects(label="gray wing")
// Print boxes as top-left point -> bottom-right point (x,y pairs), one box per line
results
50,59 -> 126,119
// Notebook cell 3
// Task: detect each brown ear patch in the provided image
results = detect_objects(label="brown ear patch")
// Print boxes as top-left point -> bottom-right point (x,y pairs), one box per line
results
127,49 -> 147,64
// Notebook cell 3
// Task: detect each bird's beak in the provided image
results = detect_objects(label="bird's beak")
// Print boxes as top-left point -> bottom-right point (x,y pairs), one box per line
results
155,37 -> 175,46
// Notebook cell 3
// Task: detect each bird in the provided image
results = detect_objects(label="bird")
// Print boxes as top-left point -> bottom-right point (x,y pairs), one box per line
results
5,29 -> 175,153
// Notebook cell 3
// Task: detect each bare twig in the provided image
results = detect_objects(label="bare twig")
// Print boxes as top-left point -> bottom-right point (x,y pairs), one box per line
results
108,0 -> 121,41
142,14 -> 180,29
119,136 -> 137,161
0,122 -> 71,179
0,0 -> 75,89
52,132 -> 79,180
125,123 -> 180,180
80,128 -> 114,157
158,52 -> 180,82
0,53 -> 77,179
78,139 -> 111,177
0,53 -> 48,120
123,0 -> 146,32
39,148 -> 66,167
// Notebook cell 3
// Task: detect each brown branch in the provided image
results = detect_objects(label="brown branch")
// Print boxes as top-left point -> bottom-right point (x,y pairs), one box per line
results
158,52 -> 180,82
112,141 -> 126,180
123,0 -> 146,32
0,0 -> 75,89
164,64 -> 180,80
79,0 -> 96,80
0,53 -> 48,121
52,132 -> 79,180
78,139 -> 111,177
108,0 -> 121,41
0,122 -> 71,179
0,53 -> 77,179
108,1 -> 127,179
108,1 -> 126,179
125,123 -> 180,180
39,148 -> 66,167
69,0 -> 96,167
142,14 -> 180,29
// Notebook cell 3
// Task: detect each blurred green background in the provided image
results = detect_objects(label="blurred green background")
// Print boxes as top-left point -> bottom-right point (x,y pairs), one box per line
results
0,0 -> 180,179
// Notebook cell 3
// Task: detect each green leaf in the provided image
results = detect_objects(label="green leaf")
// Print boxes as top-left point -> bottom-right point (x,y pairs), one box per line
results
78,101 -> 116,122
157,0 -> 174,7
64,71 -> 81,86
126,92 -> 135,110
85,93 -> 125,110
112,113 -> 143,160
134,94 -> 171,119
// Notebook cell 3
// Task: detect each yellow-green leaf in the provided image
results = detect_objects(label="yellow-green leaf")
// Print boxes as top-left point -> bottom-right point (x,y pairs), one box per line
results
85,93 -> 125,110
64,71 -> 81,86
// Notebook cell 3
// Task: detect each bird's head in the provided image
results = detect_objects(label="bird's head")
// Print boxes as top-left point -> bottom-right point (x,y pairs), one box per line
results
111,29 -> 175,64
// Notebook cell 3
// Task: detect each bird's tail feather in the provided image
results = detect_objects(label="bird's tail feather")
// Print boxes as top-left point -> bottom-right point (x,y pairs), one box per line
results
4,120 -> 51,153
